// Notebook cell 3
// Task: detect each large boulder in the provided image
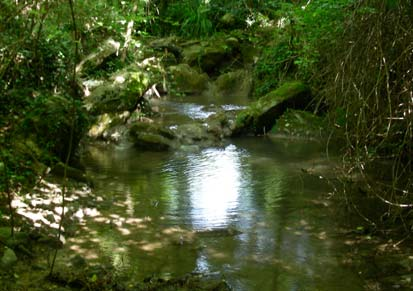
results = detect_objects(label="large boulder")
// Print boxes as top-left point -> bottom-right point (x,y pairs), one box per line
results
232,81 -> 311,135
182,37 -> 240,75
76,38 -> 121,78
210,69 -> 252,98
128,116 -> 234,151
167,64 -> 209,94
83,66 -> 151,115
149,36 -> 182,63
173,123 -> 218,147
129,122 -> 177,151
87,111 -> 131,142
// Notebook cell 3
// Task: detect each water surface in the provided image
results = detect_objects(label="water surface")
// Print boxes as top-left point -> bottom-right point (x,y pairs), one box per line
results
69,136 -> 364,290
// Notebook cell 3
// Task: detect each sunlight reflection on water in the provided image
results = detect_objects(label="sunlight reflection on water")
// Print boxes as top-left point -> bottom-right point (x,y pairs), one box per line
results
187,145 -> 243,228
77,136 -> 365,291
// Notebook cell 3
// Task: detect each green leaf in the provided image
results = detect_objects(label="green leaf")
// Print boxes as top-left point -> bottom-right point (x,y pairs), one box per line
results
90,274 -> 97,282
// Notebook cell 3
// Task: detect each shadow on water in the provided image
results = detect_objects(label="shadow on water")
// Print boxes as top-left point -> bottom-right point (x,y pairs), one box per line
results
63,136 -> 366,290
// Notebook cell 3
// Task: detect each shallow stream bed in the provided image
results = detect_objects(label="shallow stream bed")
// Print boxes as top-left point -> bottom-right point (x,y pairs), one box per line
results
52,94 -> 413,291
64,134 -> 370,291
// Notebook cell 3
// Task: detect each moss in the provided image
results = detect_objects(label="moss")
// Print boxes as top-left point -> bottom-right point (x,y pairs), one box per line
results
212,69 -> 252,98
272,109 -> 327,138
88,113 -> 126,139
86,69 -> 151,115
168,64 -> 209,93
132,132 -> 174,151
258,81 -> 309,108
234,110 -> 252,129
233,81 -> 311,135
129,122 -> 177,150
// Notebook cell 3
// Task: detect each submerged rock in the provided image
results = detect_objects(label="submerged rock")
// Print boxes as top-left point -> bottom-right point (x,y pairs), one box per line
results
232,81 -> 311,135
194,227 -> 242,237
50,162 -> 90,183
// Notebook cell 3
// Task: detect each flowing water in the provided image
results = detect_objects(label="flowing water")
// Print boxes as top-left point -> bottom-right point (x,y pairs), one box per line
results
68,96 -> 366,290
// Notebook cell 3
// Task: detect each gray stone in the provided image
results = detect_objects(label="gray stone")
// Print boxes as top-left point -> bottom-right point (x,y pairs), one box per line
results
129,122 -> 177,151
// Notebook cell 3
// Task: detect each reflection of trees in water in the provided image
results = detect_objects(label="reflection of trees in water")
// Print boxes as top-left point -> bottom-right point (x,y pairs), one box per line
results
222,141 -> 353,290
78,141 -> 361,289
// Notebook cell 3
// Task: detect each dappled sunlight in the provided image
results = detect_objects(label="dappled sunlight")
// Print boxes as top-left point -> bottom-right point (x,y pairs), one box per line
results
118,227 -> 131,236
317,231 -> 327,240
205,248 -> 229,260
10,179 -> 93,231
139,241 -> 164,252
68,244 -> 100,260
58,138 -> 367,289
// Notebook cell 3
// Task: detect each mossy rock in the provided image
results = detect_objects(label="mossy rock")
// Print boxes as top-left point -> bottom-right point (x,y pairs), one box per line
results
272,109 -> 327,138
85,70 -> 150,115
182,37 -> 240,75
149,36 -> 182,62
233,81 -> 311,135
220,13 -> 237,29
129,122 -> 176,151
0,247 -> 17,268
174,123 -> 211,144
76,38 -> 121,78
168,64 -> 209,94
211,69 -> 252,98
88,112 -> 130,142
206,111 -> 234,139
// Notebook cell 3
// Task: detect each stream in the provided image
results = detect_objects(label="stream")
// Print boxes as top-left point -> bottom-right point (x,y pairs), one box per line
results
67,95 -> 366,290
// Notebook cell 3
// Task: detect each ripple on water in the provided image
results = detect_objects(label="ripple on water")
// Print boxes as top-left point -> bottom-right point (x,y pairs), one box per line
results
78,137 -> 366,290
